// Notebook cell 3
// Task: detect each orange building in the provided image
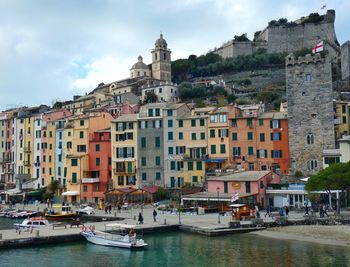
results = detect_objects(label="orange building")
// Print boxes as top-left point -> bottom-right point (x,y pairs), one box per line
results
82,129 -> 111,203
228,104 -> 289,174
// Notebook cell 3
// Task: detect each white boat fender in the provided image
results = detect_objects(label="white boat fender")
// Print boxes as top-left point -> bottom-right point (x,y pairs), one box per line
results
82,225 -> 87,232
89,225 -> 95,231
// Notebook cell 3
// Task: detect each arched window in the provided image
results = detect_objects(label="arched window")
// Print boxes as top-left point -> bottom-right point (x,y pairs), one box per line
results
306,134 -> 314,145
155,53 -> 158,61
307,160 -> 318,171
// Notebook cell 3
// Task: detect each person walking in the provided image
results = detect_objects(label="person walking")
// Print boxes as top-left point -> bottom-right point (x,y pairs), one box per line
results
285,206 -> 289,217
108,204 -> 112,214
153,209 -> 158,222
138,212 -> 144,224
305,205 -> 309,215
104,205 -> 108,214
264,205 -> 270,218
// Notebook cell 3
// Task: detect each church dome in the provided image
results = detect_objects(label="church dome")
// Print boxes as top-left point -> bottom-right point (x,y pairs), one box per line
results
155,34 -> 167,49
131,56 -> 149,70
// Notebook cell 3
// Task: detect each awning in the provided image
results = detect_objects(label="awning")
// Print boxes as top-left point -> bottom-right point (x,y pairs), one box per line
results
5,188 -> 22,195
205,158 -> 226,163
26,190 -> 45,197
62,191 -> 80,196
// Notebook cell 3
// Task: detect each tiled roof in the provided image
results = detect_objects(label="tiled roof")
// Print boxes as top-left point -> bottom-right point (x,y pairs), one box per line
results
207,171 -> 271,182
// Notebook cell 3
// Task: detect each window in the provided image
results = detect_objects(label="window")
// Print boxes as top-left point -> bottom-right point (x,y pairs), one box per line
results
155,156 -> 160,166
83,185 -> 88,192
307,160 -> 318,171
191,119 -> 196,127
259,119 -> 264,126
79,131 -> 84,139
233,147 -> 241,156
197,161 -> 202,170
141,137 -> 146,148
72,173 -> 77,183
188,162 -> 193,171
192,176 -> 198,183
306,134 -> 314,145
248,146 -> 254,156
167,110 -> 173,116
210,115 -> 218,123
245,182 -> 251,193
71,159 -> 78,166
231,119 -> 237,127
306,74 -> 312,81
148,109 -> 153,117
179,132 -> 183,140
118,176 -> 124,185
168,147 -> 174,155
218,129 -> 228,138
219,114 -> 227,123
260,133 -> 265,142
170,161 -> 176,170
178,120 -> 183,127
96,158 -> 100,166
247,132 -> 253,140
141,157 -> 147,166
191,133 -> 196,140
220,144 -> 226,154
155,108 -> 160,116
211,145 -> 216,154
142,173 -> 147,181
324,157 -> 340,165
155,136 -> 161,147
80,120 -> 84,126
95,144 -> 100,152
77,145 -> 86,152
168,132 -> 173,141
249,163 -> 254,171
271,150 -> 283,158
140,121 -> 148,129
247,118 -> 252,128
200,132 -> 205,140
343,116 -> 347,124
270,120 -> 280,129
232,132 -> 237,141
257,149 -> 267,158
210,129 -> 215,138
156,172 -> 161,180
200,119 -> 205,126
168,119 -> 173,128
271,132 -> 281,141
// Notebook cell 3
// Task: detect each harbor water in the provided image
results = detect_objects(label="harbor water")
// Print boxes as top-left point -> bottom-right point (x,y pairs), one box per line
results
0,231 -> 350,267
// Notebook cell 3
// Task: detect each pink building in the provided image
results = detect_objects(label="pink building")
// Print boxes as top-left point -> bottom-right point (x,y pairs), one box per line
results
207,171 -> 280,208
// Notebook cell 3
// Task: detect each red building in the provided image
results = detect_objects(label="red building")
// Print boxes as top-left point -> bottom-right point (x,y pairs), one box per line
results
82,129 -> 111,203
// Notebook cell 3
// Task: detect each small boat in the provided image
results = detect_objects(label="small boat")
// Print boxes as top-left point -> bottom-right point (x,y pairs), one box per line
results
8,210 -> 39,219
0,208 -> 17,217
45,204 -> 76,220
14,217 -> 50,229
81,223 -> 147,249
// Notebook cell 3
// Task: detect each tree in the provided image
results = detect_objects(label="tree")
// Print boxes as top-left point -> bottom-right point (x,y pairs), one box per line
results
44,180 -> 60,200
144,92 -> 158,103
178,82 -> 193,100
305,162 -> 350,214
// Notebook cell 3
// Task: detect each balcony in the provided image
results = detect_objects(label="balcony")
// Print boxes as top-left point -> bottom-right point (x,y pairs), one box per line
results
82,178 -> 100,183
113,169 -> 135,175
24,147 -> 31,153
23,161 -> 31,167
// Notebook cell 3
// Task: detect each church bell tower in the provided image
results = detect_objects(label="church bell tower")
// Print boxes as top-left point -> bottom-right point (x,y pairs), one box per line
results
151,34 -> 172,82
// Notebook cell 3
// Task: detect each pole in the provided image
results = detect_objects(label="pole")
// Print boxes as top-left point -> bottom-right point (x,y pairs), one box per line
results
217,189 -> 220,224
178,189 -> 181,224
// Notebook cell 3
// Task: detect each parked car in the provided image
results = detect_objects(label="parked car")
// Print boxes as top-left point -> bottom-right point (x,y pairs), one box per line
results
76,206 -> 95,215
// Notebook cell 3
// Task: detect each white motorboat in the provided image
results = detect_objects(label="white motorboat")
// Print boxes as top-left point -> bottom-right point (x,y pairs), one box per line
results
81,223 -> 147,249
14,217 -> 51,229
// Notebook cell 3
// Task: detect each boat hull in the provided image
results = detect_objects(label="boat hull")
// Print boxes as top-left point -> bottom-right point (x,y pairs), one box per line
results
81,231 -> 147,249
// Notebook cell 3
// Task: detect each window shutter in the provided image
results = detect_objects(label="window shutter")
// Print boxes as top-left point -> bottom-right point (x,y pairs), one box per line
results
270,133 -> 273,140
280,150 -> 282,158
279,132 -> 281,140
270,120 -> 273,128
257,150 -> 260,158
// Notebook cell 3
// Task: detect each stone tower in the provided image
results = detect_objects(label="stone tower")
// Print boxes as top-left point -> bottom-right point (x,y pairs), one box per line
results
286,53 -> 335,176
151,34 -> 171,82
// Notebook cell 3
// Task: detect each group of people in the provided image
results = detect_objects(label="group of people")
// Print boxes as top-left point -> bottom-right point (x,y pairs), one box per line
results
104,204 -> 113,214
137,209 -> 158,224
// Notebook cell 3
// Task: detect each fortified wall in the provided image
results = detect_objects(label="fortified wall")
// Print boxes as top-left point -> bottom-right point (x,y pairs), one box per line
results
286,53 -> 335,176
215,10 -> 338,59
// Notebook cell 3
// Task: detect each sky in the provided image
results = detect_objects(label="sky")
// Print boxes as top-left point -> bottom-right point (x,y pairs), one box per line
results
0,0 -> 349,111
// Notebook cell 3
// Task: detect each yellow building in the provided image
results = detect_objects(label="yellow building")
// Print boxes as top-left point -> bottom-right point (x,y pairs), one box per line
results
206,107 -> 231,173
46,121 -> 56,187
334,101 -> 350,140
177,114 -> 207,186
111,114 -> 138,190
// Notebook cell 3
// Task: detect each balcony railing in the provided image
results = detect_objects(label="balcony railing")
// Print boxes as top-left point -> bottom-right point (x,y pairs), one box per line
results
23,161 -> 31,166
113,169 -> 135,174
24,147 -> 31,153
82,178 -> 100,183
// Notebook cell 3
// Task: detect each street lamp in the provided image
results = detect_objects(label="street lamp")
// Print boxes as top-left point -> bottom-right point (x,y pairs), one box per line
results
217,187 -> 221,224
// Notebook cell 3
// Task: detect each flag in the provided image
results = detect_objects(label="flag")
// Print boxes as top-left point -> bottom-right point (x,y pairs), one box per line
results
312,41 -> 324,54
231,192 -> 239,202
321,4 -> 326,10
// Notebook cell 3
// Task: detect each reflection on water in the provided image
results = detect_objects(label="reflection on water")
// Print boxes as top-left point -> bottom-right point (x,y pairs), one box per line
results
0,232 -> 350,267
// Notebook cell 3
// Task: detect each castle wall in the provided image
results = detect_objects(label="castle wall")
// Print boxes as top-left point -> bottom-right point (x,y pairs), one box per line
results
341,41 -> 350,81
286,54 -> 335,176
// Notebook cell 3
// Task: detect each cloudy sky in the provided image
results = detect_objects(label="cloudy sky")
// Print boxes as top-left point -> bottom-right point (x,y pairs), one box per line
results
0,0 -> 349,111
